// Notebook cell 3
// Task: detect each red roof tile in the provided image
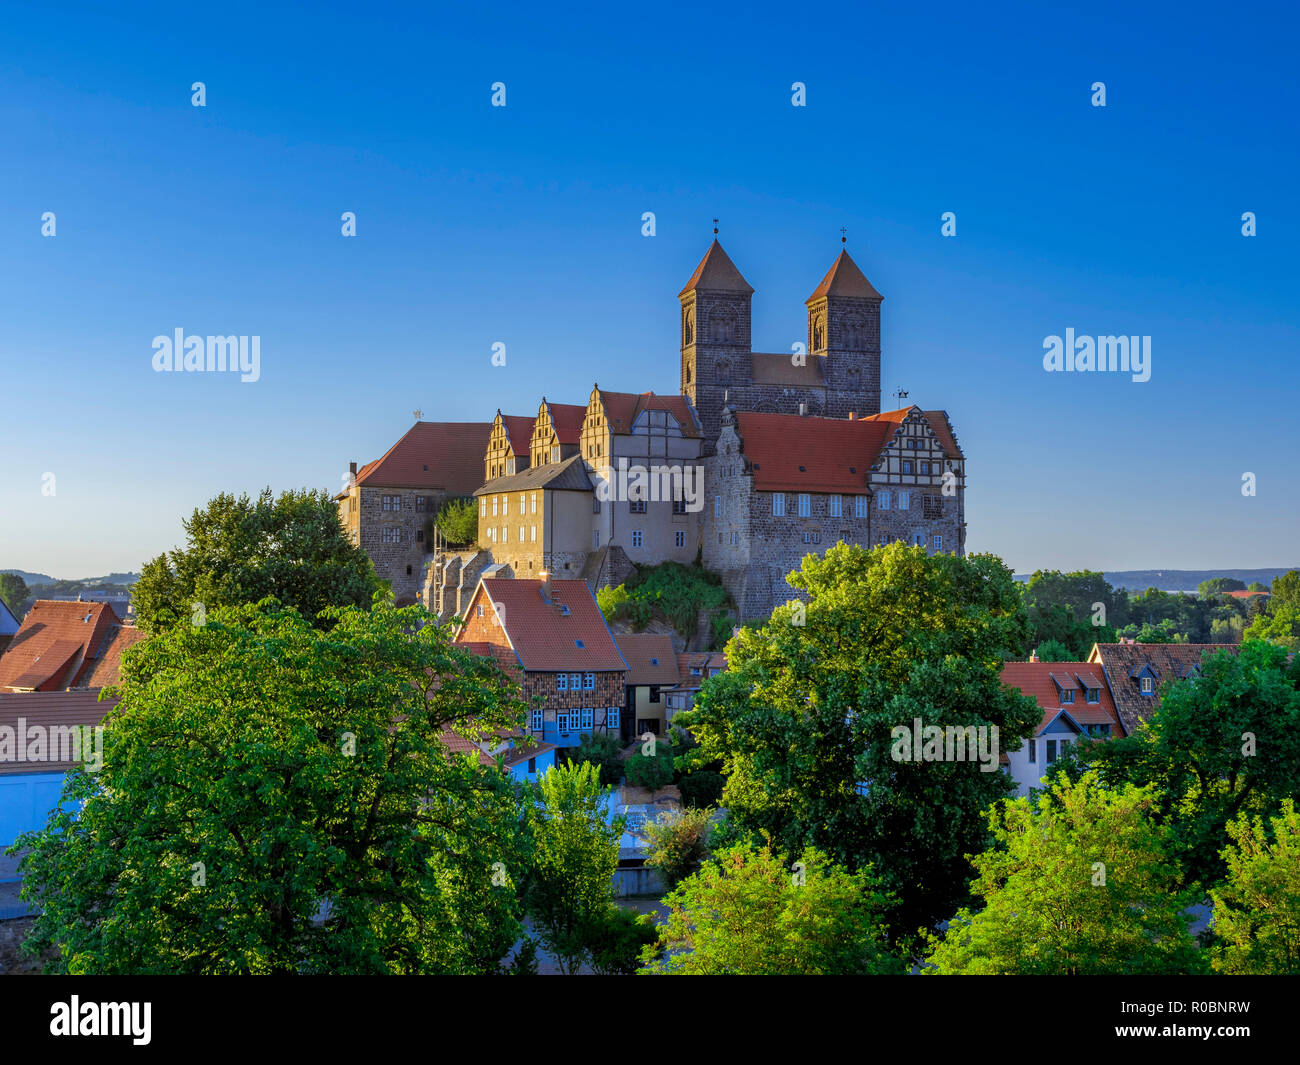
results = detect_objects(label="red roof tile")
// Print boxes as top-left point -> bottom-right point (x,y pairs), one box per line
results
807,249 -> 882,301
1000,661 -> 1123,735
0,600 -> 122,692
679,240 -> 754,297
614,634 -> 680,685
592,390 -> 700,438
466,578 -> 628,673
499,415 -> 536,456
437,730 -> 495,767
734,411 -> 890,493
77,625 -> 147,689
540,402 -> 587,445
353,421 -> 493,493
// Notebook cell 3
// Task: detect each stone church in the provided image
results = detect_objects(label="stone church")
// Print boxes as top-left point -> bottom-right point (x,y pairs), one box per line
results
340,239 -> 967,625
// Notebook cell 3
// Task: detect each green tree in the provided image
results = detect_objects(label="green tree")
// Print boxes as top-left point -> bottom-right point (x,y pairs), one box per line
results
13,600 -> 529,974
1033,639 -> 1073,661
1198,577 -> 1246,597
924,773 -> 1202,975
1270,570 -> 1300,610
524,763 -> 622,975
640,844 -> 900,975
0,572 -> 29,615
1050,642 -> 1300,889
132,487 -> 381,632
643,806 -> 716,889
1209,800 -> 1300,974
1022,570 -> 1125,656
567,731 -> 626,786
433,497 -> 478,546
1243,604 -> 1300,650
679,542 -> 1040,936
586,906 -> 658,975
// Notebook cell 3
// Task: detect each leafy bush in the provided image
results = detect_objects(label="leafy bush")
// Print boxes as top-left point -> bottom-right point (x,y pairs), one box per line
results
600,562 -> 735,649
567,732 -> 626,787
586,905 -> 658,975
643,806 -> 716,888
677,770 -> 724,809
625,748 -> 675,790
434,497 -> 478,546
596,583 -> 630,622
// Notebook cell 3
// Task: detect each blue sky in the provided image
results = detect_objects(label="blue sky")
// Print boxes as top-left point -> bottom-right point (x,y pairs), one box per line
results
1,0 -> 1296,578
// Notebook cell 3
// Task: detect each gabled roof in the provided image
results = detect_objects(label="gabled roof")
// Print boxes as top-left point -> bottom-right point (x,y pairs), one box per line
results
1087,643 -> 1240,734
496,413 -> 537,457
475,454 -> 593,496
351,421 -> 493,494
437,730 -> 495,768
0,690 -> 117,775
457,640 -> 525,684
0,600 -> 122,692
1000,660 -> 1123,736
614,633 -> 681,686
679,240 -> 754,297
467,578 -> 628,673
537,401 -> 587,446
673,652 -> 727,688
732,411 -> 890,493
77,625 -> 147,689
592,389 -> 700,438
807,249 -> 882,302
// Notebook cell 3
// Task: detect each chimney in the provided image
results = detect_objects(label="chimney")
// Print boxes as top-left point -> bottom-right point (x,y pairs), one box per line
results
848,412 -> 857,421
539,569 -> 552,603
1028,651 -> 1038,662
798,402 -> 808,417
349,461 -> 357,476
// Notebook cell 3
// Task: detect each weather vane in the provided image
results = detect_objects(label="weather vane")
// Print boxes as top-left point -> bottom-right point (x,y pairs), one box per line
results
841,226 -> 847,245
892,388 -> 909,406
413,409 -> 423,421
712,217 -> 719,235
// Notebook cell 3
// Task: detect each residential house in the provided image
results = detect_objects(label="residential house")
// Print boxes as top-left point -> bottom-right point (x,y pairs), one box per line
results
663,651 -> 727,725
0,600 -> 139,693
454,576 -> 628,749
613,633 -> 681,737
999,659 -> 1124,796
1087,641 -> 1240,735
0,596 -> 19,658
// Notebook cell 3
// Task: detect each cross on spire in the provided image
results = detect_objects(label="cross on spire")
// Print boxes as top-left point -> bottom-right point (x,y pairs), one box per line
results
712,217 -> 719,236
841,226 -> 847,244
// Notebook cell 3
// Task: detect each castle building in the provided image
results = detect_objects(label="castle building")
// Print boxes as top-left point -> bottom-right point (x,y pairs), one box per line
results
343,237 -> 969,627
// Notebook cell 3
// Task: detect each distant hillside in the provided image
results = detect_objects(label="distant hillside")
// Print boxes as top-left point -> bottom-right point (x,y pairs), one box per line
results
1015,568 -> 1297,594
1,569 -> 139,587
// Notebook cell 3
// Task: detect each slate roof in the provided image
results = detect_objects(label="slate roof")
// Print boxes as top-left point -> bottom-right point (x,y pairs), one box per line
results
749,352 -> 827,387
1087,642 -> 1240,734
1000,660 -> 1123,735
349,421 -> 493,494
679,240 -> 754,297
0,600 -> 123,692
807,249 -> 883,302
614,633 -> 681,686
467,578 -> 628,673
475,454 -> 593,496
0,689 -> 117,775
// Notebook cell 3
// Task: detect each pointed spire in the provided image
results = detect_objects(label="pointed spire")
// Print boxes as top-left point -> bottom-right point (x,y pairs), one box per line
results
679,240 -> 754,298
807,249 -> 882,302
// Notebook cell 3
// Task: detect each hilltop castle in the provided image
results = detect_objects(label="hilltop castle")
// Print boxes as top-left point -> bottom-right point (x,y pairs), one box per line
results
338,239 -> 966,625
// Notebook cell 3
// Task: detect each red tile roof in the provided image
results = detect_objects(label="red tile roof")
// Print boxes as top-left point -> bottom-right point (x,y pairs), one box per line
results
77,625 -> 147,689
0,600 -> 122,692
1000,661 -> 1123,735
499,414 -> 536,456
614,633 -> 681,686
457,640 -> 525,684
437,730 -> 495,767
679,240 -> 754,297
1228,589 -> 1269,599
734,411 -> 890,493
467,578 -> 628,673
672,652 -> 727,688
593,390 -> 700,438
0,690 -> 117,775
352,421 -> 493,494
807,249 -> 882,301
541,402 -> 587,445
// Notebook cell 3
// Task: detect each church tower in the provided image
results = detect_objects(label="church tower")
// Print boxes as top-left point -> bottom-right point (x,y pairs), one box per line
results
806,247 -> 882,417
679,239 -> 753,443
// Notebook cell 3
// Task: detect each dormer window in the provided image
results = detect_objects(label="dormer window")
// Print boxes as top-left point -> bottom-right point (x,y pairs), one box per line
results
1086,688 -> 1100,704
1140,677 -> 1154,694
1061,688 -> 1075,704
